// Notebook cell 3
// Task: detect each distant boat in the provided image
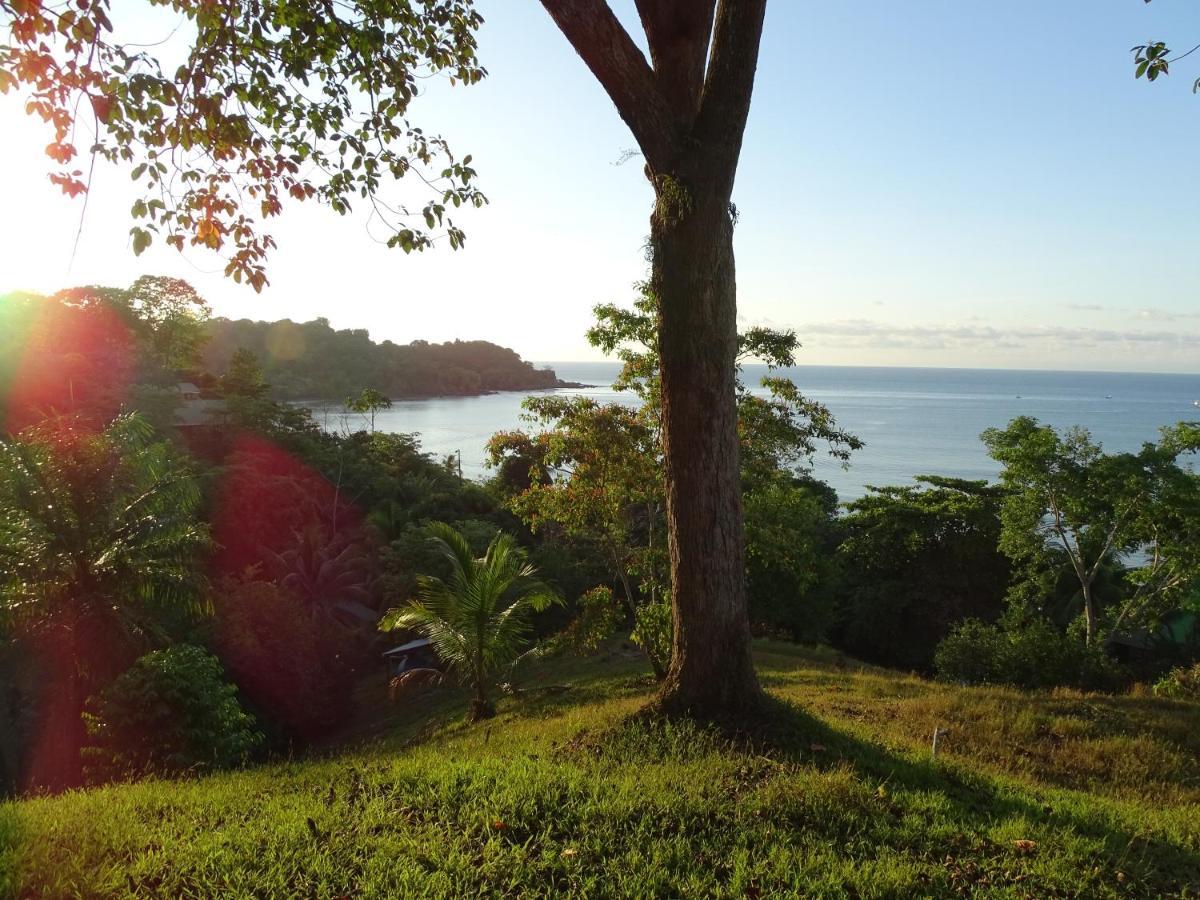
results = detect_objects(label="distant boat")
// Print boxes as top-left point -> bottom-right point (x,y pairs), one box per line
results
1105,394 -> 1113,399
1194,400 -> 1200,408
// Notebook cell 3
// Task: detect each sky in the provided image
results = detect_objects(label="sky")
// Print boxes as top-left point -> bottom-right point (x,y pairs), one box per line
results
1,1 -> 1198,372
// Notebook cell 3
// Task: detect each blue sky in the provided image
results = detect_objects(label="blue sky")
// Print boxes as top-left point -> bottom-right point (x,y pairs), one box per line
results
2,1 -> 1198,370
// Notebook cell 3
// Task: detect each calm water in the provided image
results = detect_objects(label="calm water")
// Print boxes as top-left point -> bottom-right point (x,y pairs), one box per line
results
336,364 -> 1200,503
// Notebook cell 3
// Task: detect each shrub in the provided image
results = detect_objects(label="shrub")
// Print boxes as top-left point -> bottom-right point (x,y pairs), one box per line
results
82,645 -> 261,782
210,577 -> 356,744
834,478 -> 1010,672
744,477 -> 841,644
931,619 -> 1002,686
1153,663 -> 1200,701
934,619 -> 1128,692
631,600 -> 672,680
546,585 -> 624,656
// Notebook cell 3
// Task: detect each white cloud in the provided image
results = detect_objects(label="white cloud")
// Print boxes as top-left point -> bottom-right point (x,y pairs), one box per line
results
795,319 -> 1200,353
1135,308 -> 1200,322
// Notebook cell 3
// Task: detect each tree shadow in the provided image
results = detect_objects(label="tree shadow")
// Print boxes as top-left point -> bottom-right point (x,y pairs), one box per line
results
753,696 -> 1196,893
560,691 -> 1198,895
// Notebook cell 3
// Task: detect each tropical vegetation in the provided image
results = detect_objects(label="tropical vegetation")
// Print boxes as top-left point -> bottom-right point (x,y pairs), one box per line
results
1,276 -> 1198,799
380,523 -> 561,721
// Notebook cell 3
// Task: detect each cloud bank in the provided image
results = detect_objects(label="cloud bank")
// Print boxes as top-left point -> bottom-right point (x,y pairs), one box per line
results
794,319 -> 1200,354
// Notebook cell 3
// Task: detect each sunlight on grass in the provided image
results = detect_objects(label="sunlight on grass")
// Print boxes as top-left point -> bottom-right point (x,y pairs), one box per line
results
2,642 -> 1197,897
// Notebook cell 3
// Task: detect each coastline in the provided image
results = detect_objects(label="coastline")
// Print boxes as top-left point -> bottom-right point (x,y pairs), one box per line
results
288,380 -> 596,407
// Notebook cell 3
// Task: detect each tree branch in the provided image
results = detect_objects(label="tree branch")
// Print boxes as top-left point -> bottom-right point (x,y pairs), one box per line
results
539,0 -> 681,171
633,0 -> 718,119
693,0 -> 768,188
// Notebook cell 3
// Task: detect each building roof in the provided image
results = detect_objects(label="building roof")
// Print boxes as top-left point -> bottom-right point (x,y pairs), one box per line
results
174,398 -> 228,427
383,639 -> 433,656
333,600 -> 379,624
1110,610 -> 1197,650
176,382 -> 202,394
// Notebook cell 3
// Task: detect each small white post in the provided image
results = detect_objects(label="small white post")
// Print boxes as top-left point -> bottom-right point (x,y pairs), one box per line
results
932,726 -> 949,759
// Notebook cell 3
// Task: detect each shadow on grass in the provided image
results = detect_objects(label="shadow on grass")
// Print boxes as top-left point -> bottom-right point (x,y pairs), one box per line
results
560,692 -> 1199,895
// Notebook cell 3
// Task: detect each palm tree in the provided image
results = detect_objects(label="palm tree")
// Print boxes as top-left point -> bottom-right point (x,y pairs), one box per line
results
0,414 -> 209,787
268,525 -> 373,627
380,523 -> 560,722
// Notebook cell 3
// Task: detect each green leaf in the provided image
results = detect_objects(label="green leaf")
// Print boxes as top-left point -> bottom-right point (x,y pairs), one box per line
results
131,227 -> 152,255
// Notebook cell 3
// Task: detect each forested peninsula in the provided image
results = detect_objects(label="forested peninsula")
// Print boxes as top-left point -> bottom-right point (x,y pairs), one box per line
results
203,317 -> 570,401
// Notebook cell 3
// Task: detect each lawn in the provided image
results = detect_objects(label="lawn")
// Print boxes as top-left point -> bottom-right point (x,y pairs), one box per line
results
2,642 -> 1197,898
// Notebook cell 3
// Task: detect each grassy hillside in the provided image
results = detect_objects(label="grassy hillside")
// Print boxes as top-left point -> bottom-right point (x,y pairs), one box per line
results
2,643 -> 1198,898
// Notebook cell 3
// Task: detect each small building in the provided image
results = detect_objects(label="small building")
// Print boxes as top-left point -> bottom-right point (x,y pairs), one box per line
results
176,382 -> 203,402
174,398 -> 229,428
331,601 -> 380,631
1109,610 -> 1198,665
383,639 -> 439,676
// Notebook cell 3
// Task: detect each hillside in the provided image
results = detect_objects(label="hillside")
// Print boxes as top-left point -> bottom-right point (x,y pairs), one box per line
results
202,317 -> 568,401
2,643 -> 1198,898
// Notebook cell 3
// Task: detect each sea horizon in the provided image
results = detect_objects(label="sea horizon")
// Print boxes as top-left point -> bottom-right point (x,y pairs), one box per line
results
533,360 -> 1200,379
353,364 -> 1200,503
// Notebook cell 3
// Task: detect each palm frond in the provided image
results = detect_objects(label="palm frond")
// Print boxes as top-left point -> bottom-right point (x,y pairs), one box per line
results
377,524 -> 562,709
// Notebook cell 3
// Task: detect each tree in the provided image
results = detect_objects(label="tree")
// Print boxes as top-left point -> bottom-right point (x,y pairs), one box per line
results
379,523 -> 560,722
345,388 -> 393,433
221,348 -> 269,400
1,0 -> 486,288
81,644 -> 261,782
0,414 -> 209,787
1,279 -> 211,433
538,1 -> 772,716
268,526 -> 374,629
488,396 -> 669,677
126,276 -> 212,373
744,474 -> 841,644
1,289 -> 138,431
983,417 -> 1200,646
490,289 -> 857,675
587,286 -> 860,481
209,574 -> 356,742
835,477 -> 1011,671
219,347 -> 279,431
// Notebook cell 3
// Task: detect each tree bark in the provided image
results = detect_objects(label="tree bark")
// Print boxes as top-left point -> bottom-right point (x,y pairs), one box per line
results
1081,579 -> 1097,646
26,625 -> 86,791
649,169 -> 762,717
540,0 -> 769,719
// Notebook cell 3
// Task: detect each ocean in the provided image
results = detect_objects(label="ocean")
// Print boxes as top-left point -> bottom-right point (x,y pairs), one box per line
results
337,364 -> 1200,503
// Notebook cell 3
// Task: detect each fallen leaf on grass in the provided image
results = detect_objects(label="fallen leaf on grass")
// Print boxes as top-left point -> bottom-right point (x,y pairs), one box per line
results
1012,839 -> 1037,853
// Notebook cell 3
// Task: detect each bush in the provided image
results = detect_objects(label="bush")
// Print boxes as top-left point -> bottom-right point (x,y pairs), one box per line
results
1153,663 -> 1200,701
82,645 -> 261,782
833,478 -> 1010,672
744,477 -> 840,644
631,600 -> 672,680
210,577 -> 356,744
546,585 -> 624,656
931,619 -> 1001,686
934,619 -> 1128,692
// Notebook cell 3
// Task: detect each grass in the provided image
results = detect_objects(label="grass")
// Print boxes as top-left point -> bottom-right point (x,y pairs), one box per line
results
2,641 -> 1198,898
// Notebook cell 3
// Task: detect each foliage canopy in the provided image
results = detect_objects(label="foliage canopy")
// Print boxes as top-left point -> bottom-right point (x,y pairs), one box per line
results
1,0 -> 487,287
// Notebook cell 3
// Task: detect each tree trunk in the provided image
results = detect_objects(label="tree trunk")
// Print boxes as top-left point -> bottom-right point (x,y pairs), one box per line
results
650,170 -> 763,718
616,568 -> 665,680
1081,579 -> 1098,646
468,678 -> 495,722
537,0 -> 770,720
26,626 -> 86,791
